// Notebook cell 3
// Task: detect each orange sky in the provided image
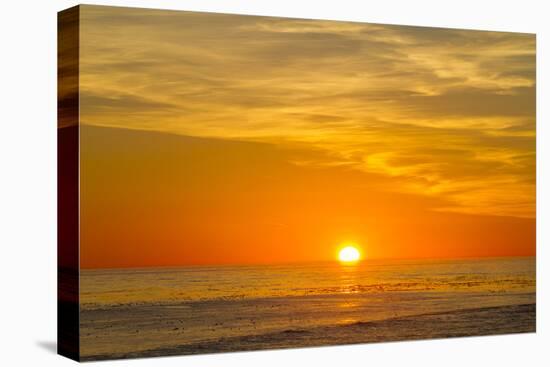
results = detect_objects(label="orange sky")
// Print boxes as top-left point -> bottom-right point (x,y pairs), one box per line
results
77,6 -> 535,268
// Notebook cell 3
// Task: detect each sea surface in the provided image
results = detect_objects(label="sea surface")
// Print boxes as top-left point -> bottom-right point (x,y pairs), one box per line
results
79,257 -> 536,360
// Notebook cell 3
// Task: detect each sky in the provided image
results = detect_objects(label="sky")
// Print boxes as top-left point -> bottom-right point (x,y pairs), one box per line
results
76,5 -> 536,268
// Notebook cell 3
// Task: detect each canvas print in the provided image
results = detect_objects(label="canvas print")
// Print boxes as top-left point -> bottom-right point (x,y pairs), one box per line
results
58,5 -> 536,361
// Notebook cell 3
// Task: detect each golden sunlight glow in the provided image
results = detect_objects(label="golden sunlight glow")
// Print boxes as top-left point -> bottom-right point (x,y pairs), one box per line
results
338,246 -> 361,263
76,6 -> 536,268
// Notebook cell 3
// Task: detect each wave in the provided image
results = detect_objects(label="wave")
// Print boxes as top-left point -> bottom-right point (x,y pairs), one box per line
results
81,303 -> 535,361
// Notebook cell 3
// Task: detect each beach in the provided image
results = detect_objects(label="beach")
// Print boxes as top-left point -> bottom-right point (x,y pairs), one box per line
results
79,257 -> 535,360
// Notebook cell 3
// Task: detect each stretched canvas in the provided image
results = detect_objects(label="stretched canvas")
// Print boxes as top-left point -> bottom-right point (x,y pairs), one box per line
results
58,5 -> 536,362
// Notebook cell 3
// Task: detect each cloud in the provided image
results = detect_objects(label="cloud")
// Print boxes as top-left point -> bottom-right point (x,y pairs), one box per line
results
82,93 -> 177,113
78,5 -> 535,218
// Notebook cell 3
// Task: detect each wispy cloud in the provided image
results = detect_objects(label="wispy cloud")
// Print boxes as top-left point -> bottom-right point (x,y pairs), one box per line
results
79,5 -> 535,218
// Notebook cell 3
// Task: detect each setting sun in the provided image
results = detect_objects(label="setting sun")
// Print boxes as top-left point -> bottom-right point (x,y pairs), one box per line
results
338,246 -> 361,263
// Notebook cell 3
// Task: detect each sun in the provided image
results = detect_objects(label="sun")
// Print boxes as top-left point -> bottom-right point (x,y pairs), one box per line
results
338,245 -> 361,263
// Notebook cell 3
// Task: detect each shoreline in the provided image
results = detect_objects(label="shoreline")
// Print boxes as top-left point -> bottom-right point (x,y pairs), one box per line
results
81,302 -> 536,361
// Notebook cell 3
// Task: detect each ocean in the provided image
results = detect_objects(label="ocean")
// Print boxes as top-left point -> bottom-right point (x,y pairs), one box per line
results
79,256 -> 535,360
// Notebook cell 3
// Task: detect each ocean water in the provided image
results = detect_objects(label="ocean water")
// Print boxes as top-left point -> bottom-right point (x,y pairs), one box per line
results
79,257 -> 535,360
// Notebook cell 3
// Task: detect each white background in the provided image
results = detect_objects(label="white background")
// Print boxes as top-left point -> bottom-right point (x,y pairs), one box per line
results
0,0 -> 548,365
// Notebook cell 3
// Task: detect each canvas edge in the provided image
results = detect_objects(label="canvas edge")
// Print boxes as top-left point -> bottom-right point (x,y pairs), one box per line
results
57,4 -> 81,362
